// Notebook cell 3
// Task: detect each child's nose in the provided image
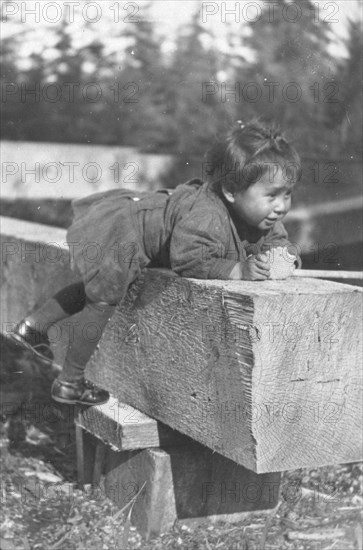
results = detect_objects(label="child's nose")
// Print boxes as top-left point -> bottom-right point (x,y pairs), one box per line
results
274,196 -> 289,213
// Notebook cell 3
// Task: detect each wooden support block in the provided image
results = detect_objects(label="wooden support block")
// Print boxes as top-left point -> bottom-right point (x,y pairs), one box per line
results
74,400 -> 281,540
86,269 -> 363,473
75,424 -> 96,488
92,441 -> 107,487
76,396 -> 185,450
103,442 -> 281,540
75,423 -> 85,488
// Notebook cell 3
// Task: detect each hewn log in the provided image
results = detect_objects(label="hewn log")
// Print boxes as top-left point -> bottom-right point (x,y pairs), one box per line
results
0,217 -> 76,367
0,217 -> 75,323
86,269 -> 363,473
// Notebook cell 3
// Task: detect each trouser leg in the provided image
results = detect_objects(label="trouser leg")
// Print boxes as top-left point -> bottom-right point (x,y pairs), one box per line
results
26,282 -> 86,332
11,283 -> 87,363
58,301 -> 116,382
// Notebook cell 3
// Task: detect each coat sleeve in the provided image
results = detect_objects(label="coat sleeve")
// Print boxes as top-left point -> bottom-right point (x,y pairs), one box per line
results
169,208 -> 238,279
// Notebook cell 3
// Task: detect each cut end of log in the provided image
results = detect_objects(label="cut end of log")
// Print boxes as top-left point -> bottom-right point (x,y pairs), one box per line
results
86,269 -> 363,473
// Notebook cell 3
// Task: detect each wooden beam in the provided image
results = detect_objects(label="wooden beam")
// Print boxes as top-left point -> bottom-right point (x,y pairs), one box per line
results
0,217 -> 77,367
293,269 -> 363,280
76,397 -> 185,450
86,269 -> 363,473
0,217 -> 74,323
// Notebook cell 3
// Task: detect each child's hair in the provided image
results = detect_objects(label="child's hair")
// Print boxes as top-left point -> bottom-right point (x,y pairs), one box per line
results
205,119 -> 301,195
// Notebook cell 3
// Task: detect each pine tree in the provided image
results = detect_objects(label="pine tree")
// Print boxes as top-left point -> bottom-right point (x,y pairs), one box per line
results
1,35 -> 24,140
114,1 -> 172,152
168,10 -> 233,155
328,18 -> 362,156
239,0 -> 336,155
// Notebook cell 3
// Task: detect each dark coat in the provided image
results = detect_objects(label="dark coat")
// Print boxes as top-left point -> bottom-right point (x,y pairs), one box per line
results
67,179 -> 290,303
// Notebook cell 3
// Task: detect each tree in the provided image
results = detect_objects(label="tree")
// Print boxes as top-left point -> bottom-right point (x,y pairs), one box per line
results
113,1 -> 174,152
1,33 -> 33,140
326,18 -> 362,157
168,10 -> 235,154
238,0 -> 336,155
42,19 -> 115,144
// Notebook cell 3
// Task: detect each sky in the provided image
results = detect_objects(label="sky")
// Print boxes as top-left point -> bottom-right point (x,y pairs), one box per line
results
1,0 -> 361,67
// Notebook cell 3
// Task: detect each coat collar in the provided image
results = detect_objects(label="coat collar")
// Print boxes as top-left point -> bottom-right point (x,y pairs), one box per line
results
198,181 -> 269,259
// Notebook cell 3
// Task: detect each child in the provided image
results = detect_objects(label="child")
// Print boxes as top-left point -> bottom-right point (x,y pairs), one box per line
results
9,120 -> 300,406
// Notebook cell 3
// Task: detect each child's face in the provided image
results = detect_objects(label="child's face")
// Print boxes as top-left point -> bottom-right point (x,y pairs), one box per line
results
224,166 -> 292,231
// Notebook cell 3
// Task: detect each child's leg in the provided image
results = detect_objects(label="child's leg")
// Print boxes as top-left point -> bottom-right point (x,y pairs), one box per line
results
51,300 -> 115,405
26,282 -> 87,331
9,282 -> 86,364
58,301 -> 115,381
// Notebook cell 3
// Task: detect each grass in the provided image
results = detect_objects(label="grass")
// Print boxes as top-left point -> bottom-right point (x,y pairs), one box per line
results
1,337 -> 362,550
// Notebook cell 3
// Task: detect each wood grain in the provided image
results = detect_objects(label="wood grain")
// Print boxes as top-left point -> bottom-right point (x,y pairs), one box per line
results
76,397 -> 185,450
86,269 -> 363,473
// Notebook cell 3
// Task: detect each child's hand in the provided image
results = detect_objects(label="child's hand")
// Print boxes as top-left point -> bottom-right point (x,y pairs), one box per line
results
241,254 -> 271,280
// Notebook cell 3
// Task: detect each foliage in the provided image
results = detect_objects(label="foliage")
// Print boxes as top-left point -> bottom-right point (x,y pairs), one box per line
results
326,18 -> 363,157
237,0 -> 337,155
0,2 -> 361,162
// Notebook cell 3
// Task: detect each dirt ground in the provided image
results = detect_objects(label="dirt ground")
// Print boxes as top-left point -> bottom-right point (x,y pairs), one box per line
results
1,336 -> 362,550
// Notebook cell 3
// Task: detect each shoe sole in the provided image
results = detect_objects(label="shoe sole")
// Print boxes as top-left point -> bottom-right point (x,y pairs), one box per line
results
51,394 -> 109,406
5,333 -> 54,366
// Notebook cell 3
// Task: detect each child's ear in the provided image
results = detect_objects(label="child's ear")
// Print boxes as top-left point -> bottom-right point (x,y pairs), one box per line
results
221,183 -> 236,203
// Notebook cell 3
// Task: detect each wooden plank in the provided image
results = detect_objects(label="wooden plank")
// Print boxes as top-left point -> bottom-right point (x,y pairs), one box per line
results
293,269 -> 363,280
75,396 -> 185,450
104,441 -> 281,540
86,269 -> 363,473
1,141 -> 173,199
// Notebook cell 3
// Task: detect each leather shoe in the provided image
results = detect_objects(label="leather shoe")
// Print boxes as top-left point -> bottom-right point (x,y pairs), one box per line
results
51,378 -> 109,406
6,320 -> 54,365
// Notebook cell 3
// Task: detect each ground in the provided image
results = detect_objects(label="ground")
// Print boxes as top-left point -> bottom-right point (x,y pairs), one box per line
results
0,336 -> 362,550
